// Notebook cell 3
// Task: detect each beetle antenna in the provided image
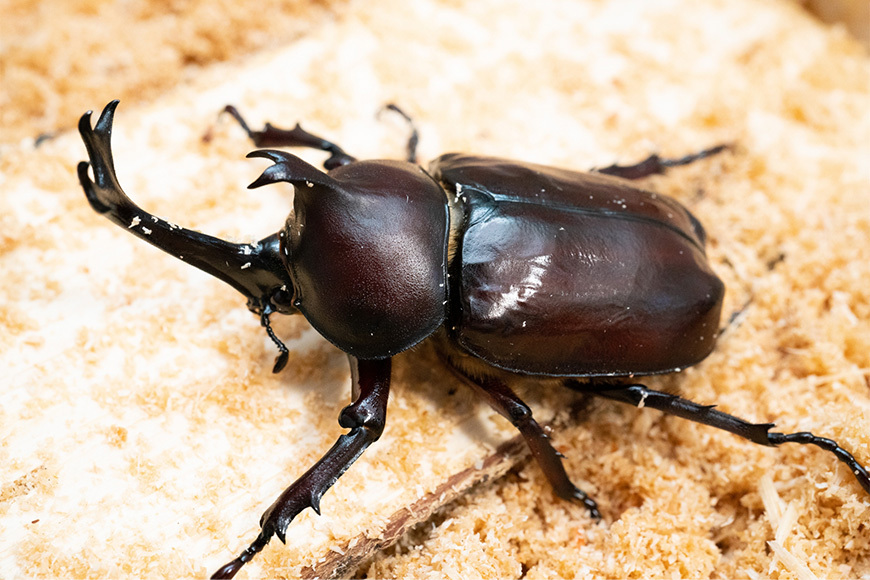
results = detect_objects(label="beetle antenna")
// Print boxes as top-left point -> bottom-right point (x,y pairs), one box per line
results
261,311 -> 289,373
379,103 -> 419,164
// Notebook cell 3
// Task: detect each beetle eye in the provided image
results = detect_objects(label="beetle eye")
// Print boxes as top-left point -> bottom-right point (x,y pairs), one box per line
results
271,286 -> 296,312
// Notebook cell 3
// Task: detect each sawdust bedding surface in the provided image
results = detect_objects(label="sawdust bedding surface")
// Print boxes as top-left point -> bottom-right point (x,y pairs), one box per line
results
1,0 -> 868,578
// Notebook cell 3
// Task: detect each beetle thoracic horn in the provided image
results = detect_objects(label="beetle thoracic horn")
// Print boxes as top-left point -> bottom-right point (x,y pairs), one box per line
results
246,149 -> 340,191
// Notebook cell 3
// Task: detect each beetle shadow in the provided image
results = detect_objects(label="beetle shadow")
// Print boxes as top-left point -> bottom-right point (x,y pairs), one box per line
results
389,340 -> 596,457
389,342 -> 509,450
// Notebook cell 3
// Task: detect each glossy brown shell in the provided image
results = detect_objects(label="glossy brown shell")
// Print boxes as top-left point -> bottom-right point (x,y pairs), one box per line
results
266,154 -> 450,359
431,154 -> 725,377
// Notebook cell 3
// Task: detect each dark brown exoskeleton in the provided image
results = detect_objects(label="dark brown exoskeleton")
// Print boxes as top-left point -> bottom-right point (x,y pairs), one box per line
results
77,101 -> 870,578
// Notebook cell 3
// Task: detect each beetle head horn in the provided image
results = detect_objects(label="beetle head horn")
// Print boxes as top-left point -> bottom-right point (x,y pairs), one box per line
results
78,101 -> 298,372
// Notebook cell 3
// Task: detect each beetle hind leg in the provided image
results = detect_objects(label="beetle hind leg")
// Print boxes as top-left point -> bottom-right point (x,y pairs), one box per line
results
457,370 -> 601,518
595,144 -> 730,180
222,105 -> 356,169
566,381 -> 870,495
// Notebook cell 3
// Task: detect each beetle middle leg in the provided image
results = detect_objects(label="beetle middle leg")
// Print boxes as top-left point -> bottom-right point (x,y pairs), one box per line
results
457,370 -> 602,518
566,381 -> 870,495
596,144 -> 730,180
222,105 -> 356,169
212,356 -> 392,579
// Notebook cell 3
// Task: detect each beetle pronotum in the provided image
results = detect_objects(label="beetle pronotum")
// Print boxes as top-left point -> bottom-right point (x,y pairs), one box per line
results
77,101 -> 870,578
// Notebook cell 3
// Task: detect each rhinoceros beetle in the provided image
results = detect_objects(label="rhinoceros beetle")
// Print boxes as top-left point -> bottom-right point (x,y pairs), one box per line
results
77,101 -> 870,578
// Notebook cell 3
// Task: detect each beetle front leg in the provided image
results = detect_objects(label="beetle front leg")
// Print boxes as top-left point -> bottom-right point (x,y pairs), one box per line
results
567,382 -> 870,495
460,372 -> 601,518
212,357 -> 391,579
222,105 -> 356,169
595,144 -> 730,180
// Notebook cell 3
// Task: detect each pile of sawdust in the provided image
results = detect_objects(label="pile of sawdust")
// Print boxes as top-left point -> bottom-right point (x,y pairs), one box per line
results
1,1 -> 867,578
